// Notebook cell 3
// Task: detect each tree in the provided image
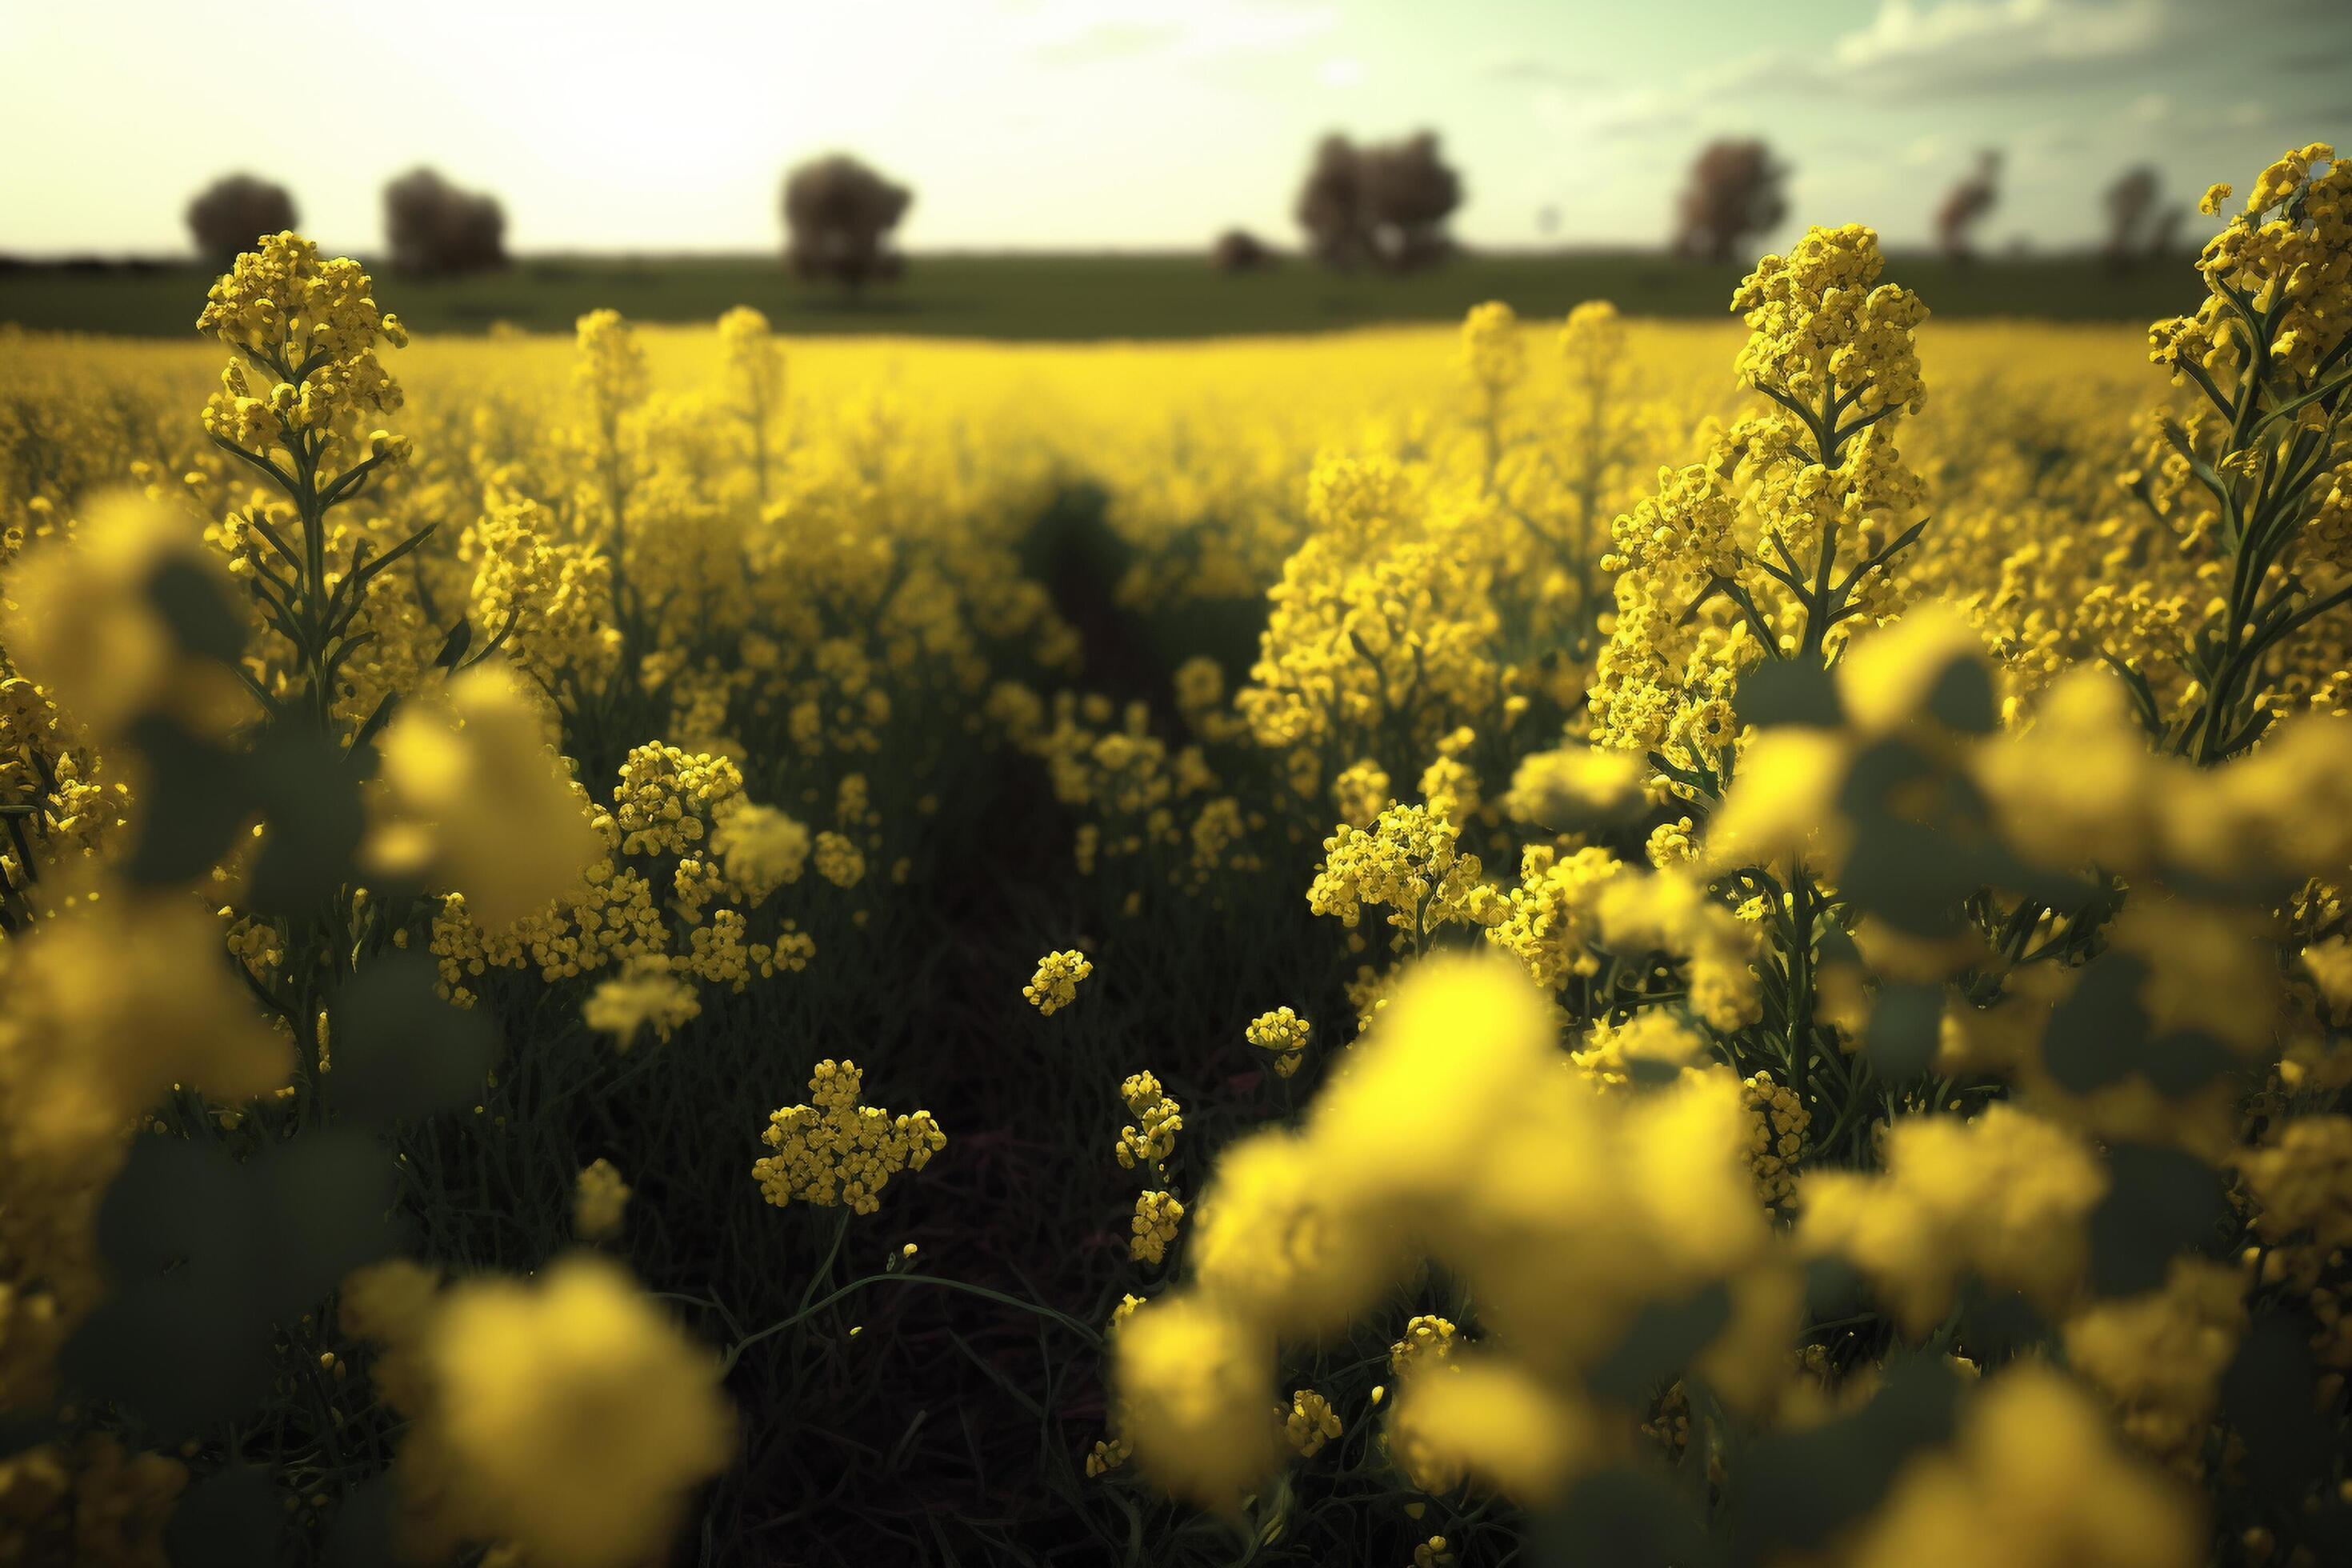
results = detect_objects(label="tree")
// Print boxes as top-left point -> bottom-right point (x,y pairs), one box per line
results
2102,166 -> 2182,270
1296,134 -> 1370,268
1672,138 -> 1789,263
1935,150 -> 2002,262
1210,229 -> 1275,272
1293,130 -> 1463,272
383,168 -> 507,275
186,174 -> 297,270
781,154 -> 913,293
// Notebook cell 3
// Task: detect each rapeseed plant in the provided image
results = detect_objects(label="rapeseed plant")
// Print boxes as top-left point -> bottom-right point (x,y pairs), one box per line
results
1,142 -> 2349,1568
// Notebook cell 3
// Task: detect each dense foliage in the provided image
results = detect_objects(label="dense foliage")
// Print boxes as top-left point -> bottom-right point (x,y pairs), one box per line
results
2,140 -> 2350,1568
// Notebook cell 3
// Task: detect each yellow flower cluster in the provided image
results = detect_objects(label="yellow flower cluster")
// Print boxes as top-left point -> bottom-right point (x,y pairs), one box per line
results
1281,1387 -> 1344,1458
2242,1114 -> 2352,1250
1114,955 -> 1789,1508
1740,1070 -> 1810,1210
463,491 -> 619,688
752,1058 -> 946,1214
343,1253 -> 734,1568
2062,1258 -> 2246,1474
582,958 -> 702,1050
1243,1005 -> 1312,1078
21,164 -> 2352,1561
574,1158 -> 633,1242
1845,1367 -> 2197,1568
197,231 -> 408,465
1114,1070 -> 1182,1171
1799,1106 -> 2109,1334
1130,1189 -> 1185,1266
1023,948 -> 1093,1014
1308,802 -> 1486,942
2153,142 -> 2349,386
613,740 -> 742,859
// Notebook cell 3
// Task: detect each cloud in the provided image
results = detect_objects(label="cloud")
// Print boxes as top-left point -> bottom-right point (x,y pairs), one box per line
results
1032,20 -> 1183,65
1819,0 -> 2173,94
1318,56 -> 1364,88
1027,2 -> 1339,66
1558,0 -> 2352,144
1477,50 -> 1595,88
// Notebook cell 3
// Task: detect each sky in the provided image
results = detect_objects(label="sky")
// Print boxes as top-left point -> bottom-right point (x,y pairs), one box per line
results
2,0 -> 2346,258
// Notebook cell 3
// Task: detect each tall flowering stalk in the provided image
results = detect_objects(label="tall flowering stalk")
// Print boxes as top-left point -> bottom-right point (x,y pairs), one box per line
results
2142,142 -> 2352,763
199,232 -> 422,741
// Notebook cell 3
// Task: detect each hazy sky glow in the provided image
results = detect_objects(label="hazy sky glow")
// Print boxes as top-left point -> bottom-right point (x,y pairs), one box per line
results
2,0 -> 2346,257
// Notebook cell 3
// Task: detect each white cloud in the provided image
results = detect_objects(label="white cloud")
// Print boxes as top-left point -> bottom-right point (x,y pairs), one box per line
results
1027,1 -> 1339,66
1563,0 -> 2351,138
1476,50 -> 1594,88
1318,56 -> 1364,88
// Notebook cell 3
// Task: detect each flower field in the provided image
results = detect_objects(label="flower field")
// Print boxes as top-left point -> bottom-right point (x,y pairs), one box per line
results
2,142 -> 2350,1568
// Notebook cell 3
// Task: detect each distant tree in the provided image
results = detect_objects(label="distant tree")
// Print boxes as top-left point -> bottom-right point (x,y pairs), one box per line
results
1672,138 -> 1789,263
384,167 -> 507,275
1361,133 -> 1464,270
1210,228 -> 1276,272
1293,130 -> 1463,271
781,154 -> 913,293
1296,134 -> 1370,268
2102,166 -> 2182,270
1935,150 -> 2002,262
186,174 -> 298,269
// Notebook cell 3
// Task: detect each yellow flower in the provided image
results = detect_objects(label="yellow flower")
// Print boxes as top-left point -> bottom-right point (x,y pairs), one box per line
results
1243,1006 -> 1312,1077
1111,1295 -> 1278,1510
1282,1388 -> 1344,1458
369,660 -> 602,929
1130,1189 -> 1185,1265
1023,949 -> 1093,1014
1846,1366 -> 2199,1568
1114,1070 -> 1183,1170
710,802 -> 811,903
419,1254 -> 734,1568
1387,1354 -> 1599,1503
582,958 -> 701,1052
0,894 -> 289,1165
0,490 -> 250,744
574,1158 -> 633,1242
753,1058 -> 946,1214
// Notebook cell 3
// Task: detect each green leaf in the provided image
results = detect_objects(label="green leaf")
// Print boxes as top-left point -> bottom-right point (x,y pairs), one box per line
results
2221,1313 -> 2334,1507
2042,954 -> 2150,1094
321,1475 -> 405,1568
1865,982 -> 1945,1081
122,717 -> 250,886
1533,1467 -> 1718,1568
242,725 -> 363,917
1735,659 -> 1842,730
2086,1143 -> 2226,1298
432,615 -> 474,671
2138,1030 -> 2238,1098
1947,1280 -> 2047,1358
1725,1354 -> 1961,1565
144,556 -> 248,666
0,1409 -> 58,1461
94,1138 -> 246,1286
1802,1255 -> 1867,1324
328,953 -> 501,1125
251,1130 -> 402,1315
1840,818 -> 1970,938
165,1464 -> 284,1568
1922,657 -> 1997,734
61,1285 -> 270,1439
1588,1282 -> 1734,1405
1835,737 -> 1936,821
